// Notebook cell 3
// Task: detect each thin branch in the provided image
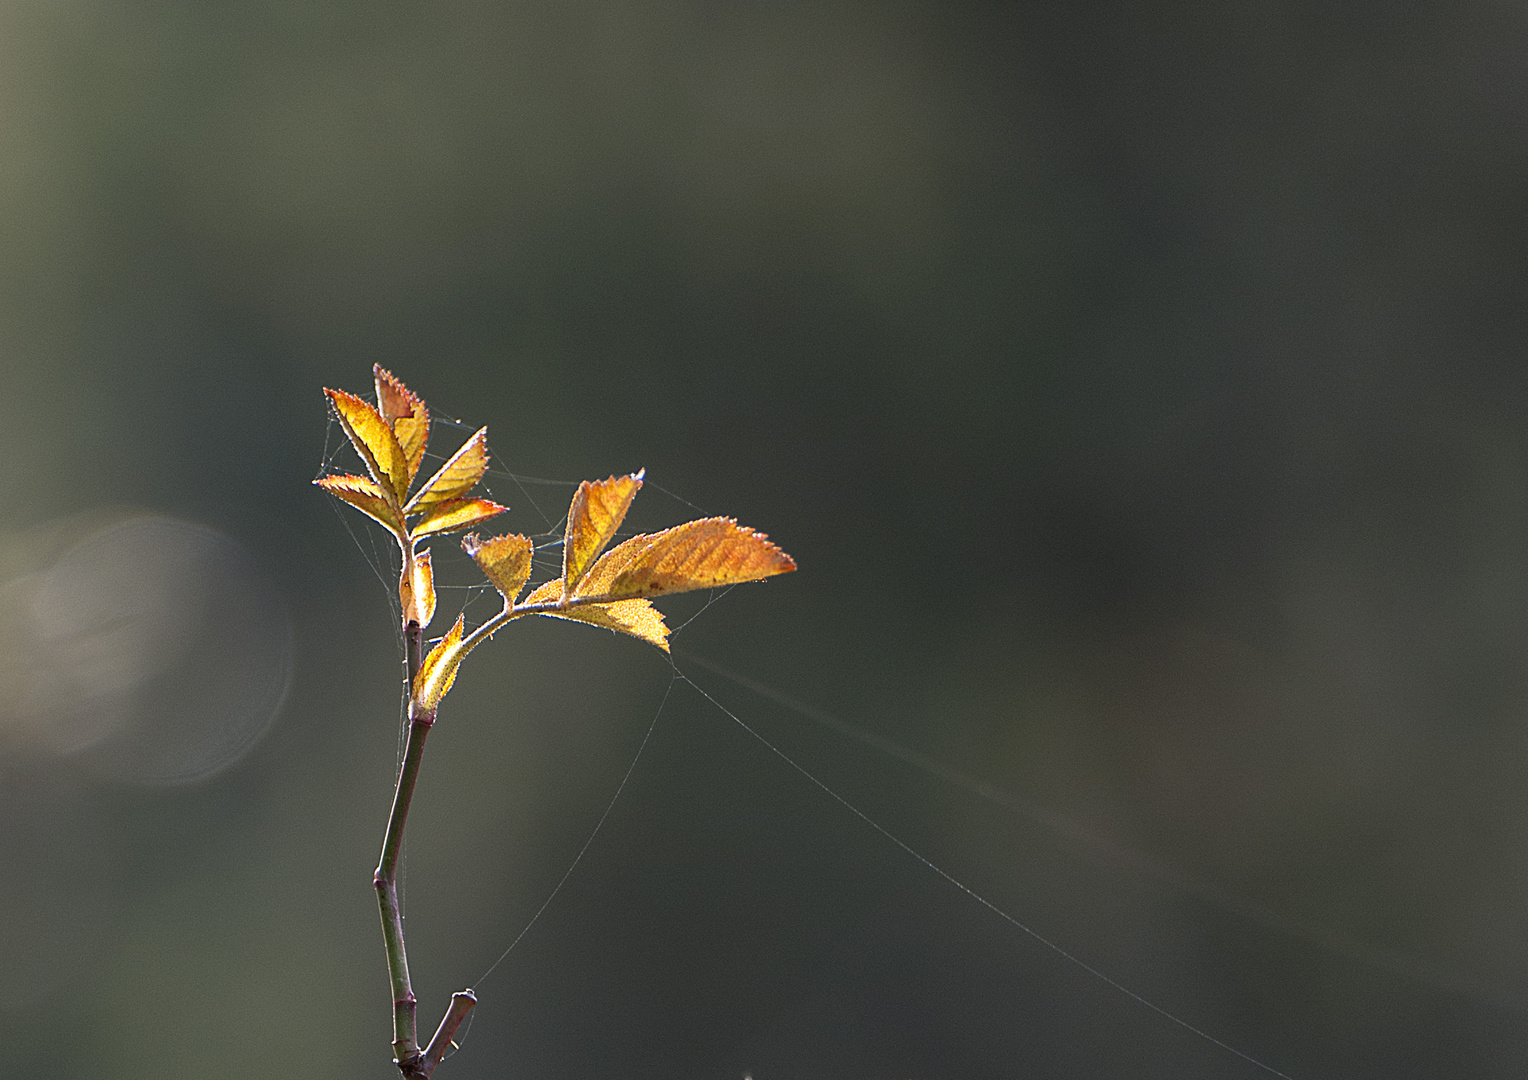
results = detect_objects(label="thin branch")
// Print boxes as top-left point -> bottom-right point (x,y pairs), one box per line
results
459,601 -> 518,653
375,619 -> 428,1073
375,616 -> 482,1079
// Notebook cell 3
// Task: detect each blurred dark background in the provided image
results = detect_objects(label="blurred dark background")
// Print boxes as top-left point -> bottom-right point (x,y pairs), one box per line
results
3,1 -> 1528,1076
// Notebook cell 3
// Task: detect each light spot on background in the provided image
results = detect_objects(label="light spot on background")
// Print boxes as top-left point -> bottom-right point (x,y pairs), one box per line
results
5,515 -> 291,784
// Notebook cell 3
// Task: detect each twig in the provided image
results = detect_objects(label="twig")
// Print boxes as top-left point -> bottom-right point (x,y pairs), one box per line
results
373,619 -> 476,1078
421,990 -> 478,1072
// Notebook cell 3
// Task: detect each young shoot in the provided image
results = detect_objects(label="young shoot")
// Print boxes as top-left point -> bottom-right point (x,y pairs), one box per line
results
316,366 -> 796,1078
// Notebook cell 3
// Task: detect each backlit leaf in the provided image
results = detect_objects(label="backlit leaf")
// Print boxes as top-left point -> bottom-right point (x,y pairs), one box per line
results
375,365 -> 429,483
326,388 -> 410,505
314,474 -> 404,533
414,614 -> 466,710
412,498 -> 508,539
562,471 -> 643,600
522,578 -> 560,606
395,415 -> 429,483
575,517 -> 795,601
521,579 -> 668,651
400,549 -> 437,629
463,533 -> 533,603
541,599 -> 670,651
405,428 -> 490,516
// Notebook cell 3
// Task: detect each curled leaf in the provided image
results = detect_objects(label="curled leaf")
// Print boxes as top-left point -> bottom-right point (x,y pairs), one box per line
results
464,533 -> 533,603
523,579 -> 668,651
326,388 -> 411,505
412,498 -> 508,539
406,428 -> 490,516
562,471 -> 643,601
314,474 -> 404,533
374,364 -> 430,483
576,517 -> 795,602
414,614 -> 467,710
400,549 -> 437,629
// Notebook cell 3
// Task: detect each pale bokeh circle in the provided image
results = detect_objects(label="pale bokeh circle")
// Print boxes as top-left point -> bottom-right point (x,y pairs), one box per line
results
24,516 -> 292,784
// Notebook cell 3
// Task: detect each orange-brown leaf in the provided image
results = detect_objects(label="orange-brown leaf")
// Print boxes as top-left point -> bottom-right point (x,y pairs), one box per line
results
400,549 -> 437,629
405,427 -> 490,516
463,533 -> 533,603
519,576 -> 669,651
539,598 -> 670,651
574,517 -> 795,601
414,614 -> 466,710
411,498 -> 508,539
375,365 -> 430,483
562,471 -> 643,600
374,363 -> 422,424
326,388 -> 410,505
314,474 -> 404,533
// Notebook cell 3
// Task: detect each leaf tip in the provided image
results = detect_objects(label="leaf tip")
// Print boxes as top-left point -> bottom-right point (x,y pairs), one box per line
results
562,469 -> 645,596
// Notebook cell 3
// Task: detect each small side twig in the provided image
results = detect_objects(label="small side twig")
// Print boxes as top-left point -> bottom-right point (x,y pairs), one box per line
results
421,990 -> 478,1073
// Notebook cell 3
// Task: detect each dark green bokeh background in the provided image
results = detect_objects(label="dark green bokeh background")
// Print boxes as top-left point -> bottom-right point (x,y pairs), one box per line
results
4,1 -> 1528,1076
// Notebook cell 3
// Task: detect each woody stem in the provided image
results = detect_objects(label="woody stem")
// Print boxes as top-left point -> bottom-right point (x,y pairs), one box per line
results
375,619 -> 427,1072
374,615 -> 478,1078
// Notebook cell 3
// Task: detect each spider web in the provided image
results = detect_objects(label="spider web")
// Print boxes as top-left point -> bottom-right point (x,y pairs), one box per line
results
314,402 -> 1311,1078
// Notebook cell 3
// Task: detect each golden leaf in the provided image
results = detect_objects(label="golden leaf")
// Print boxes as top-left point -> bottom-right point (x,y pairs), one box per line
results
400,549 -> 437,629
541,599 -> 670,651
411,498 -> 508,539
463,533 -> 533,603
374,365 -> 430,483
405,428 -> 490,516
522,578 -> 668,651
395,415 -> 429,483
314,474 -> 404,533
414,614 -> 466,710
574,517 -> 795,601
326,388 -> 410,505
522,578 -> 560,606
562,471 -> 643,600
